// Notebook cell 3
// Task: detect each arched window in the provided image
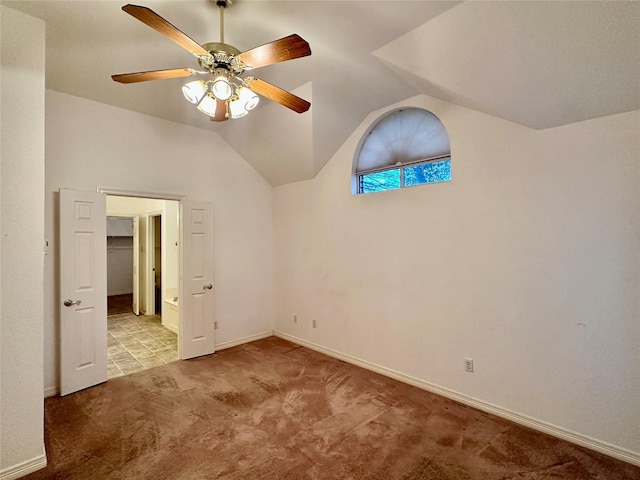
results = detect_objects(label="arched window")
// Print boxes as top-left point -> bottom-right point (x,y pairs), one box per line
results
352,107 -> 451,194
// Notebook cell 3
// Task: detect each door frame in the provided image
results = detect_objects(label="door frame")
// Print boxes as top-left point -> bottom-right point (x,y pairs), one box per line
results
99,187 -> 189,359
146,212 -> 162,316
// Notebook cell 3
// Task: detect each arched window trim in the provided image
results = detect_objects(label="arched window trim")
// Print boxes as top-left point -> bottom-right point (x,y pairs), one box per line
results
352,107 -> 451,195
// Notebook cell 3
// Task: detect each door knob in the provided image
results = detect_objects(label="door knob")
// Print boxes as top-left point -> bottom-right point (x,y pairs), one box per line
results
203,283 -> 213,290
63,299 -> 81,307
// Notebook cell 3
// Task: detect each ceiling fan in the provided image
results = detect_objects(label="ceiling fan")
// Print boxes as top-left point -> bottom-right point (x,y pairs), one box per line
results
112,1 -> 311,122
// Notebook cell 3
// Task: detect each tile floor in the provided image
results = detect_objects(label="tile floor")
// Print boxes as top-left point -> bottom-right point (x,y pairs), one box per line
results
107,313 -> 179,379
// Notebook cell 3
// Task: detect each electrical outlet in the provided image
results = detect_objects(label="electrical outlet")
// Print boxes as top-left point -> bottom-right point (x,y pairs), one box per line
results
312,319 -> 317,328
294,315 -> 297,323
214,321 -> 218,330
464,358 -> 474,373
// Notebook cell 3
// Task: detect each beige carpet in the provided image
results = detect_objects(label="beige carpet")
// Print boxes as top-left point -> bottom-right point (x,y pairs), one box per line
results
26,337 -> 639,479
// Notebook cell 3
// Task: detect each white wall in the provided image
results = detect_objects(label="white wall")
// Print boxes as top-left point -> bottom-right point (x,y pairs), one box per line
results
274,95 -> 640,459
163,200 -> 179,297
107,196 -> 165,214
44,90 -> 275,393
0,5 -> 47,477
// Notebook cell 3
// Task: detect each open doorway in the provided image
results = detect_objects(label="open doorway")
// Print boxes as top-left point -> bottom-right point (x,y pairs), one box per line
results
105,195 -> 180,379
60,188 -> 215,395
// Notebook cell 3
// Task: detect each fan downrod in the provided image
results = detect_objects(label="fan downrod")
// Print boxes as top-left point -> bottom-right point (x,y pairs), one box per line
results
214,0 -> 232,44
200,0 -> 243,75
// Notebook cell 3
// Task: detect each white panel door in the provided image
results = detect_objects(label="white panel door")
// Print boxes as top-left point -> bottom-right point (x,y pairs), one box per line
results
60,189 -> 107,395
132,216 -> 140,315
180,200 -> 215,359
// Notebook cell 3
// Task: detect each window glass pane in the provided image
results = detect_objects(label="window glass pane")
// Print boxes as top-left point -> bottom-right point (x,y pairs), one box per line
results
404,159 -> 451,186
359,169 -> 401,193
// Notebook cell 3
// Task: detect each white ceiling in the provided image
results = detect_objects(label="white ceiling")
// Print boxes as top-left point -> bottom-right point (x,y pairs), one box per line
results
3,0 -> 639,186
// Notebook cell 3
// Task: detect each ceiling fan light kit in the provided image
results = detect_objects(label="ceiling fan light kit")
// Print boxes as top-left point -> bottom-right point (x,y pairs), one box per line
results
196,93 -> 219,116
211,71 -> 233,100
182,80 -> 207,104
112,2 -> 311,122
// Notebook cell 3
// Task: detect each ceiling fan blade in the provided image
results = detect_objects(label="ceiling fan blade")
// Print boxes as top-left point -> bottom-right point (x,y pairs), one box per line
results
246,77 -> 310,113
112,68 -> 198,84
236,34 -> 311,69
211,100 -> 229,122
122,4 -> 210,57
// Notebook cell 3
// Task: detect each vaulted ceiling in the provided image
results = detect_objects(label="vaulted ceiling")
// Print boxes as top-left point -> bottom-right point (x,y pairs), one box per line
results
3,1 -> 639,186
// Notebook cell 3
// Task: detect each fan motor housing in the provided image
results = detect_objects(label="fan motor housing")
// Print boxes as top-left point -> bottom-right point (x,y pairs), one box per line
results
200,42 -> 244,75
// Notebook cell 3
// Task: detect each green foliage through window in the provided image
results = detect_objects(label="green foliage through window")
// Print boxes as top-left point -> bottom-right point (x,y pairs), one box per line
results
359,158 -> 451,194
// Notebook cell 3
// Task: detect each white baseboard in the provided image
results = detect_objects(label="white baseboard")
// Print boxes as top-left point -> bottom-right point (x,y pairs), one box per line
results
215,330 -> 273,351
0,449 -> 47,480
44,386 -> 58,398
274,330 -> 640,467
